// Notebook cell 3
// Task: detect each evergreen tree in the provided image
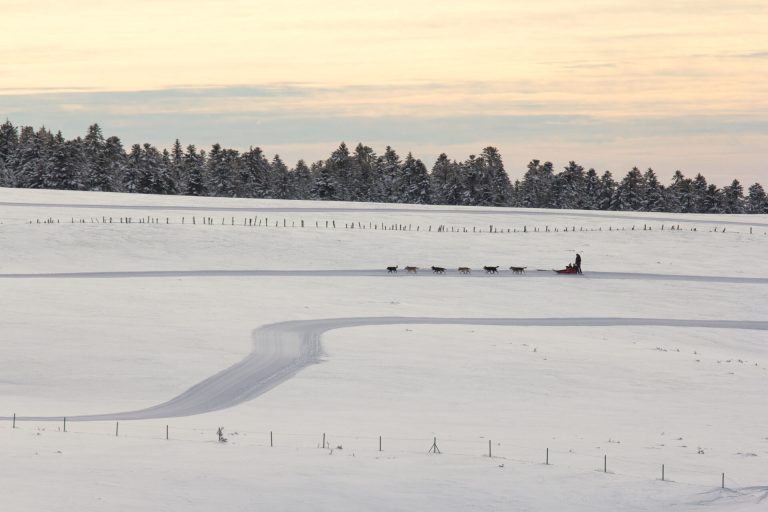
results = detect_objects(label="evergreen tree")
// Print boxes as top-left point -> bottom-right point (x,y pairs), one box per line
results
81,123 -> 113,191
460,155 -> 483,206
104,136 -> 127,192
241,147 -> 271,198
16,127 -> 54,189
170,139 -> 185,192
614,167 -> 644,210
291,159 -> 313,200
308,160 -> 326,199
351,143 -> 377,201
0,120 -> 19,186
518,160 -> 554,208
583,168 -> 600,209
44,132 -> 81,190
722,179 -> 745,213
690,173 -> 708,213
668,170 -> 692,212
641,168 -> 665,211
597,171 -> 617,210
398,153 -> 431,204
326,142 -> 353,201
270,155 -> 292,199
123,144 -> 143,193
135,143 -> 172,194
478,146 -> 512,206
207,143 -> 236,197
313,159 -> 337,200
431,154 -> 465,205
745,183 -> 767,213
183,145 -> 207,196
377,146 -> 401,202
703,184 -> 723,213
554,161 -> 585,209
430,153 -> 453,204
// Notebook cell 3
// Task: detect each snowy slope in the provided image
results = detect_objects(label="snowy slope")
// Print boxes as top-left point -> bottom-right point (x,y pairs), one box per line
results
1,187 -> 767,511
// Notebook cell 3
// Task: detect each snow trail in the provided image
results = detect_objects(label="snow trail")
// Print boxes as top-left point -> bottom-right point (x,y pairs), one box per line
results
4,316 -> 767,422
1,269 -> 766,284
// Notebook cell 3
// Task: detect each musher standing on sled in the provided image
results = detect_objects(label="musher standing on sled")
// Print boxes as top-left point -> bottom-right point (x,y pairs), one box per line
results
575,253 -> 582,274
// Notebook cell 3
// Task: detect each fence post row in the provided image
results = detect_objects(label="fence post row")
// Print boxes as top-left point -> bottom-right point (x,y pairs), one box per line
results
5,420 -> 745,489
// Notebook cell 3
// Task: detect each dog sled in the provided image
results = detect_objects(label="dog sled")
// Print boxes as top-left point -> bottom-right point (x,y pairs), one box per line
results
554,265 -> 579,274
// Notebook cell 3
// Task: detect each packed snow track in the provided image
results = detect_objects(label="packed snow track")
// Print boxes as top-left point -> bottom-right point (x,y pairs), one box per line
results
4,317 -> 767,422
1,269 -> 766,284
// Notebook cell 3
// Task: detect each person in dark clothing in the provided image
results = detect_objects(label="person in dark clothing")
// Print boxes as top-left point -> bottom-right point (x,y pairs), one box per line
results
575,253 -> 582,274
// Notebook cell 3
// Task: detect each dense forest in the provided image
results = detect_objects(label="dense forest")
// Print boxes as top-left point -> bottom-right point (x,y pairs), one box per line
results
0,121 -> 765,214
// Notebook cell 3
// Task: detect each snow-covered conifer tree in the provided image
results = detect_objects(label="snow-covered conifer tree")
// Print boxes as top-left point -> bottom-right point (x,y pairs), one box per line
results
722,179 -> 745,213
745,183 -> 767,213
583,168 -> 600,209
641,168 -> 665,212
291,159 -> 313,200
183,145 -> 207,196
518,160 -> 554,208
398,152 -> 431,204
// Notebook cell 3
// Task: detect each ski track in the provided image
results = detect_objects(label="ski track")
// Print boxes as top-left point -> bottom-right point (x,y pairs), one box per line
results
4,316 -> 767,422
1,269 -> 766,284
1,200 -> 766,227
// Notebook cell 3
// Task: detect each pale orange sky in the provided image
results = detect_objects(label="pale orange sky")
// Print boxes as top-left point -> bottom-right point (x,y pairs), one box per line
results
1,0 -> 767,183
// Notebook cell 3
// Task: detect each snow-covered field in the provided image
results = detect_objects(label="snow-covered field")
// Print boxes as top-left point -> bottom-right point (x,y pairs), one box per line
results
1,187 -> 767,511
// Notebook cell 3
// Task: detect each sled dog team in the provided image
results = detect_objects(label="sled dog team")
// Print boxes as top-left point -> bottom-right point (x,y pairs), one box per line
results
386,265 -> 527,275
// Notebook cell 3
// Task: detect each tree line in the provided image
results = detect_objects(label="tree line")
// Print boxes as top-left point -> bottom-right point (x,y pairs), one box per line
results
0,121 -> 765,214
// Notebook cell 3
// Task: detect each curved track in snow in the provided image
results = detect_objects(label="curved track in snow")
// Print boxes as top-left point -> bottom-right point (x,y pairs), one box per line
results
1,200 -> 766,227
1,269 -> 766,284
5,316 -> 767,422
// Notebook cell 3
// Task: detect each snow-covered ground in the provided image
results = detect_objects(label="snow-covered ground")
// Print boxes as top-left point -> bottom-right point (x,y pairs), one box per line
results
1,187 -> 767,511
